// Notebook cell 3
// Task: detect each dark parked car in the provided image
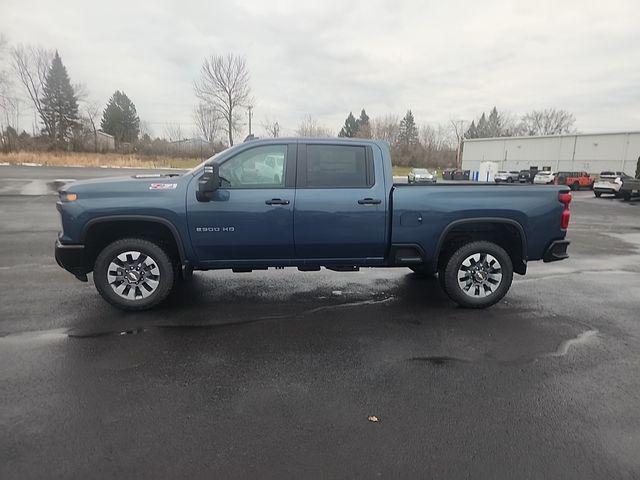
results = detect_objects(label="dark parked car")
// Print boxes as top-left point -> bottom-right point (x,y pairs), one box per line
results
518,170 -> 533,183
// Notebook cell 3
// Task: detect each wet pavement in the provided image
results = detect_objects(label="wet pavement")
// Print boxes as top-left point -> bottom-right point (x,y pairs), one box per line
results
1,165 -> 639,478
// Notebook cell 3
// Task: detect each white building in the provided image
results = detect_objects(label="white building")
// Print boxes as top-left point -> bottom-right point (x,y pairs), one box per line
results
462,131 -> 640,176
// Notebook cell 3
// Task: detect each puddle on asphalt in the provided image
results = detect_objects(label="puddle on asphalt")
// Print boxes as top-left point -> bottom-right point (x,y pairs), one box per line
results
409,356 -> 469,366
546,329 -> 599,357
407,329 -> 600,367
0,328 -> 69,344
58,296 -> 397,339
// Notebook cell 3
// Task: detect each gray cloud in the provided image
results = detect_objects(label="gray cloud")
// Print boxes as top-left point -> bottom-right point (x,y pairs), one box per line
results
2,0 -> 638,137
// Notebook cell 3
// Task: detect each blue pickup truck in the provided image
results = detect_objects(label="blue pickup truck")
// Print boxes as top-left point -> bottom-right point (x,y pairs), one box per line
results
55,138 -> 571,310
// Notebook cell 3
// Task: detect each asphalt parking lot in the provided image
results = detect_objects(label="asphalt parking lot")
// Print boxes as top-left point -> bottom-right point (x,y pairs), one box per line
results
1,165 -> 639,479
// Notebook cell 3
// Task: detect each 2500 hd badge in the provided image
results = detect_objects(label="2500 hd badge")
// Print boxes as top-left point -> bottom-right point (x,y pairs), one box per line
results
195,226 -> 235,232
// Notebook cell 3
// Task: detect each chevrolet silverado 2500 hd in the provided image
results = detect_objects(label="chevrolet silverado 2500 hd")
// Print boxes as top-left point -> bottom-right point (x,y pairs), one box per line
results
55,138 -> 571,310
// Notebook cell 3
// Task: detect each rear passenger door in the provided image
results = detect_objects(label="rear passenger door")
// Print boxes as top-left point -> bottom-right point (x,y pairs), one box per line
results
294,143 -> 387,261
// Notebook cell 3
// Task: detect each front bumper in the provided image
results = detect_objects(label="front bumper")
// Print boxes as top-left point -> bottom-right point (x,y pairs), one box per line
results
55,240 -> 89,281
543,240 -> 570,262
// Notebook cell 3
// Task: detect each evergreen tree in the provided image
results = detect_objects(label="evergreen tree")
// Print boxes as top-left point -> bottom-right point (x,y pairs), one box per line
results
40,52 -> 78,144
356,109 -> 371,138
398,110 -> 419,146
636,156 -> 640,179
465,120 -> 477,139
338,111 -> 358,137
487,107 -> 502,137
101,90 -> 140,145
476,113 -> 488,138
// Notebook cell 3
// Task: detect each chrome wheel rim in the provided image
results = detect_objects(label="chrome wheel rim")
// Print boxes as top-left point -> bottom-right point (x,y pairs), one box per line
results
457,253 -> 502,298
107,251 -> 160,300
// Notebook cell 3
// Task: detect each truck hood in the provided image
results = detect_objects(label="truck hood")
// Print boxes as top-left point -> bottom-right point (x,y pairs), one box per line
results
63,173 -> 187,196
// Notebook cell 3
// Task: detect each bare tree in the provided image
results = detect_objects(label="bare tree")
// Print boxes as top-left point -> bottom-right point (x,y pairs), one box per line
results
449,120 -> 467,168
10,44 -> 53,135
193,103 -> 220,143
0,34 -> 17,132
261,116 -> 280,138
520,109 -> 575,136
139,119 -> 153,139
295,115 -> 333,137
82,99 -> 101,152
371,114 -> 400,144
193,53 -> 251,146
163,122 -> 183,142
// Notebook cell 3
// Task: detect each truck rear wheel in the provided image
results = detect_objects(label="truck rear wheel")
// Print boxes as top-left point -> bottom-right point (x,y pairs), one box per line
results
93,238 -> 175,311
441,241 -> 513,309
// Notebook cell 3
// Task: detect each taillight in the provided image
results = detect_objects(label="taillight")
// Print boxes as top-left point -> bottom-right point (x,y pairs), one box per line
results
559,192 -> 571,229
558,192 -> 572,206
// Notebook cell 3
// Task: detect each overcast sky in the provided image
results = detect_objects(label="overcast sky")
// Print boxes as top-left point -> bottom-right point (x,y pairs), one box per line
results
2,0 -> 639,138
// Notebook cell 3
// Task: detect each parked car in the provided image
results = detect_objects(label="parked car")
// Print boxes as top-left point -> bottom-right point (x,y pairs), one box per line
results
55,138 -> 571,311
619,176 -> 640,201
494,171 -> 520,183
518,170 -> 533,183
442,169 -> 471,181
533,171 -> 556,185
555,171 -> 594,190
408,168 -> 436,184
593,171 -> 632,197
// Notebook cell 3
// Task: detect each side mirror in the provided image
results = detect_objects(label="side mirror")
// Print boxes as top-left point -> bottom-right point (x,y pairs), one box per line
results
196,163 -> 221,202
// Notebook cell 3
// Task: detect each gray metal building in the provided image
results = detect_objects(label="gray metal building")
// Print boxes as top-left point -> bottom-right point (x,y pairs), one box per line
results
461,131 -> 640,175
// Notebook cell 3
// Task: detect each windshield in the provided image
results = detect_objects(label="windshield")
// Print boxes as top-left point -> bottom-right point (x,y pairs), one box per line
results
413,169 -> 429,174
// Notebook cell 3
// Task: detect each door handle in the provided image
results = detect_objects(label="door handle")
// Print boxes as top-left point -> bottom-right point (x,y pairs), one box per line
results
358,198 -> 382,205
265,198 -> 290,205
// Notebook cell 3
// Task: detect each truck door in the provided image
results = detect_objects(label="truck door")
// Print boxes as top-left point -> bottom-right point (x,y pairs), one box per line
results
186,143 -> 296,262
293,143 -> 387,261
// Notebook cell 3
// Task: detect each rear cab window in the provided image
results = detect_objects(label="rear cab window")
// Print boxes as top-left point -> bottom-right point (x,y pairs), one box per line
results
298,144 -> 374,188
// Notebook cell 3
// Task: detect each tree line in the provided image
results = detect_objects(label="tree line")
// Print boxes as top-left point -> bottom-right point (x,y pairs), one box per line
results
0,37 -> 579,167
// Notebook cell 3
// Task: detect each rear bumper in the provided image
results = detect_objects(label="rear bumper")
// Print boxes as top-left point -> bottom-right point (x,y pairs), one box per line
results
55,240 -> 89,281
543,240 -> 570,263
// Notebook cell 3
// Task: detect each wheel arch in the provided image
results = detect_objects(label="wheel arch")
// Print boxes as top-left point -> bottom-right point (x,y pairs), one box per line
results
434,218 -> 527,275
81,215 -> 186,271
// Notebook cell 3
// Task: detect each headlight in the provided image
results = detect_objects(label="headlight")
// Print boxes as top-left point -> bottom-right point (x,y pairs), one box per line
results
59,192 -> 77,202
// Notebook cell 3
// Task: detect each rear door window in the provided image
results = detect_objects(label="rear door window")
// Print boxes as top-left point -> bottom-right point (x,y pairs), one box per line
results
304,144 -> 372,188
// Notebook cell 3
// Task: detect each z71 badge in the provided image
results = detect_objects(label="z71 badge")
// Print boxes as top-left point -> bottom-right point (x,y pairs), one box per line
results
149,183 -> 177,190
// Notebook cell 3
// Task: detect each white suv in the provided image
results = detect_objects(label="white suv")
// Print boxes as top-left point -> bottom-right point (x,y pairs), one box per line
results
593,171 -> 632,198
533,171 -> 556,184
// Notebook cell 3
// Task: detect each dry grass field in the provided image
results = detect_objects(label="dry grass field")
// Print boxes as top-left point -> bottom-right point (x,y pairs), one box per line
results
0,151 -> 441,177
0,151 -> 202,170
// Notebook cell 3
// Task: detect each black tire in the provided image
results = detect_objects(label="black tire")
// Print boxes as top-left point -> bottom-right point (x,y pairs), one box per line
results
93,238 -> 175,311
507,177 -> 513,183
594,191 -> 602,198
441,241 -> 513,309
622,192 -> 632,201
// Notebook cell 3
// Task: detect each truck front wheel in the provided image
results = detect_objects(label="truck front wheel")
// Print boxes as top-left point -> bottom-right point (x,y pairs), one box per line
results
93,238 -> 175,311
441,241 -> 513,309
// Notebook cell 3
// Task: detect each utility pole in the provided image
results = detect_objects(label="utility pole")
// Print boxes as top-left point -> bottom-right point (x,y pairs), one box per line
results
247,105 -> 253,136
